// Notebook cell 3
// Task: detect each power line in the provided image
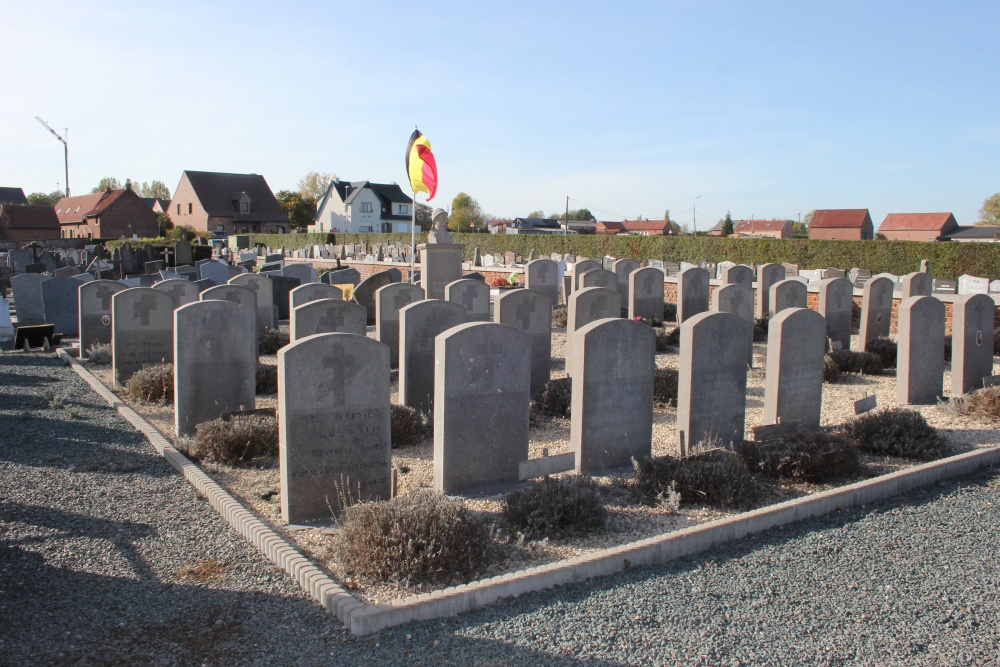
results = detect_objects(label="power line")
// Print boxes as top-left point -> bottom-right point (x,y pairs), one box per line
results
566,197 -> 631,220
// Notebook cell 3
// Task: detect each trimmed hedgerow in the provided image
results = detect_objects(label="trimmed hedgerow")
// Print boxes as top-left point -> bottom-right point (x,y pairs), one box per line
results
255,364 -> 278,395
633,449 -> 758,509
189,414 -> 279,465
653,368 -> 679,405
532,378 -> 572,418
125,364 -> 173,403
335,490 -> 496,585
501,475 -> 606,539
866,337 -> 897,370
391,404 -> 428,448
258,328 -> 290,355
735,432 -> 861,482
827,350 -> 884,375
822,355 -> 842,383
842,408 -> 950,460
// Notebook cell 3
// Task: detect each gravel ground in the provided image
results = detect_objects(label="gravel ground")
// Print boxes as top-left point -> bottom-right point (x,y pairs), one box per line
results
2,350 -> 999,665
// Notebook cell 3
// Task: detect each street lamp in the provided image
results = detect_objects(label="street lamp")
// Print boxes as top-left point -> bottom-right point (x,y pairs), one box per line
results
693,195 -> 702,235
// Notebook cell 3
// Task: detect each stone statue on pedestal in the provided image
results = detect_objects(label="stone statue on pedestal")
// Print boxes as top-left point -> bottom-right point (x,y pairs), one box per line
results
427,208 -> 452,244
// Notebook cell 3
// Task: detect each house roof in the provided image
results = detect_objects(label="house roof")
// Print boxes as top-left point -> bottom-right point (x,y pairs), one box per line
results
54,192 -> 111,224
317,179 -> 414,222
597,220 -> 625,232
621,219 -> 672,232
734,219 -> 791,234
1,204 -> 59,230
940,226 -> 1000,240
809,209 -> 871,229
513,218 -> 561,229
0,187 -> 28,205
140,197 -> 169,211
879,212 -> 957,232
182,171 -> 289,223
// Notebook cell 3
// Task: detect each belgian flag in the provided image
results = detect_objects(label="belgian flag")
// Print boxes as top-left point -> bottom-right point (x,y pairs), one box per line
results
405,129 -> 437,201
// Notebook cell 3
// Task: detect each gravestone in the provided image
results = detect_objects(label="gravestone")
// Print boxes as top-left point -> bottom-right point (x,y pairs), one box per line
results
112,287 -> 174,386
174,239 -> 193,266
677,267 -> 710,324
763,308 -> 826,429
612,258 -> 641,304
571,259 -> 601,293
144,260 -> 165,276
932,278 -> 957,294
8,249 -> 34,273
40,277 -> 81,336
174,300 -> 257,436
321,267 -> 361,286
826,268 -> 847,279
858,276 -> 894,349
958,274 -> 990,295
198,261 -> 231,284
192,278 -> 216,292
579,268 -> 617,290
769,278 -> 807,317
376,283 -> 424,368
852,269 -> 872,289
200,284 -> 258,323
444,278 -> 490,322
419,243 -> 464,300
676,311 -> 750,454
482,254 -> 495,267
283,263 -> 317,284
901,272 -> 932,299
24,263 -> 46,274
755,263 -> 786,318
721,264 -> 754,288
10,273 -> 49,325
289,283 -> 343,310
153,279 -> 199,309
398,299 -> 468,413
570,318 -> 654,472
818,277 -> 854,351
78,280 -> 125,355
567,286 -> 620,361
525,258 -> 559,306
278,333 -> 391,523
504,251 -> 517,266
628,267 -> 665,322
354,269 -> 396,325
229,273 -> 276,332
781,263 -> 800,277
54,267 -> 77,278
434,322 -> 530,493
951,293 -> 995,395
897,296 -> 944,405
269,275 -> 300,320
495,288 -> 552,395
712,283 -> 754,366
0,297 -> 12,342
290,299 -> 366,341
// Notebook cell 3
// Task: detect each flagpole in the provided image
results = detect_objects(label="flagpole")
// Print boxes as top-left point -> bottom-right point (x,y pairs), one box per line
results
410,190 -> 417,284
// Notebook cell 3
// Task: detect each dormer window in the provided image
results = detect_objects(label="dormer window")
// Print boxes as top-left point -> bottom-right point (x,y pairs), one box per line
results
232,192 -> 252,216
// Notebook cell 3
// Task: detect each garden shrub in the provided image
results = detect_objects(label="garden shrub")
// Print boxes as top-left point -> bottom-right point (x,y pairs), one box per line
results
551,307 -> 568,328
632,449 -> 758,509
822,355 -> 841,383
656,327 -> 680,352
943,335 -> 952,363
735,431 -> 860,482
663,302 -> 678,323
866,337 -> 897,370
753,317 -> 769,342
125,364 -> 173,403
827,350 -> 883,375
842,408 -> 950,460
653,368 -> 679,405
86,342 -> 112,365
189,414 -> 279,464
258,328 -> 290,355
501,475 -> 606,539
255,364 -> 278,395
335,489 -> 495,585
391,404 -> 428,448
951,386 -> 1000,422
532,378 -> 572,418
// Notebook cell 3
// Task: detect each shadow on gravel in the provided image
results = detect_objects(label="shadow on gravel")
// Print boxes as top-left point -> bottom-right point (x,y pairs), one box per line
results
0,369 -> 62,387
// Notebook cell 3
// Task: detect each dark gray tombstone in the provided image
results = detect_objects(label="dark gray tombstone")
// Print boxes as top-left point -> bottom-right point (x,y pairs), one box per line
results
901,272 -> 932,300
768,279 -> 808,317
398,299 -> 468,413
192,278 -> 217,292
712,283 -> 754,367
375,283 -> 424,368
78,280 -> 125,355
229,273 -> 276,332
200,284 -> 258,320
144,260 -> 165,275
613,258 -> 641,304
567,286 -> 620,362
721,264 -> 753,288
112,287 -> 174,386
818,277 -> 854,351
677,267 -> 710,324
444,278 -> 490,322
755,264 -> 786,318
495,288 -> 552,396
525,258 -> 559,306
153,279 -> 199,309
198,261 -> 231,284
10,274 -> 49,325
40,277 -> 80,336
354,269 -> 396,326
897,296 -> 944,405
763,308 -> 826,429
321,267 -> 361,286
289,283 -> 343,311
628,267 -> 665,322
290,298 -> 366,341
579,268 -> 618,291
571,259 -> 601,293
952,293 -> 995,395
174,239 -> 193,266
859,276 -> 894,349
932,278 -> 958,295
282,263 -> 317,284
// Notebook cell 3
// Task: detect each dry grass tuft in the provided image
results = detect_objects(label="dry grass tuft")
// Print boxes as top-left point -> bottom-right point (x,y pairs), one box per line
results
125,364 -> 174,403
736,431 -> 860,482
633,448 -> 758,509
188,414 -> 279,465
842,408 -> 950,460
501,475 -> 606,539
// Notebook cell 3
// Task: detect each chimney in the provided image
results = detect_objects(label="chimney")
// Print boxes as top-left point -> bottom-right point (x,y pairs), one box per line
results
125,179 -> 132,192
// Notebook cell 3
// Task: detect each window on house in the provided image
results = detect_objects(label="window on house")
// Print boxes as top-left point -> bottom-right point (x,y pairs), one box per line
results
188,203 -> 193,214
177,204 -> 181,215
399,204 -> 409,215
242,201 -> 249,213
360,202 -> 373,213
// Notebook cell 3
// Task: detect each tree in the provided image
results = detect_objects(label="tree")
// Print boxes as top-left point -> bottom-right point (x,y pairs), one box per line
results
136,180 -> 171,199
26,191 -> 63,205
791,221 -> 808,237
547,208 -> 595,221
91,177 -> 122,193
275,190 -> 316,230
448,192 -> 486,231
527,210 -> 546,219
157,212 -> 174,237
977,192 -> 1000,226
415,203 -> 433,231
297,171 -> 338,200
720,212 -> 734,236
802,210 -> 816,225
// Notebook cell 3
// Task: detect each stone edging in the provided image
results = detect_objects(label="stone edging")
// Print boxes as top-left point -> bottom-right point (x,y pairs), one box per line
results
57,349 -> 1000,636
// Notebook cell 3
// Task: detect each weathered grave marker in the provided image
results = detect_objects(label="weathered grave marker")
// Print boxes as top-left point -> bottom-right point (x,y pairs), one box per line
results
755,263 -> 786,319
444,278 -> 490,322
859,276 -> 893,349
763,307 -> 826,428
112,287 -> 173,386
567,286 -> 620,361
398,299 -> 468,413
768,278 -> 807,317
818,277 -> 853,351
677,267 -> 709,324
951,293 -> 995,395
628,266 -> 665,322
290,298 -> 366,341
495,288 -> 552,395
78,280 -> 125,355
897,295 -> 945,404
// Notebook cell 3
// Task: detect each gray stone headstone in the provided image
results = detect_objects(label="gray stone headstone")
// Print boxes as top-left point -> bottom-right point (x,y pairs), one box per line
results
419,243 -> 464,299
712,283 -> 754,366
567,286 -> 620,362
112,287 -> 174,386
153,279 -> 199,309
901,272 -> 932,300
826,268 -> 847,279
290,298 -> 366,342
932,278 -> 957,295
174,239 -> 193,266
0,297 -> 12,341
571,259 -> 601,293
781,263 -> 799,277
229,273 -> 276,332
54,267 -> 77,278
612,259 -> 641,304
8,249 -> 34,273
40,277 -> 80,336
958,274 -> 990,295
265,275 -> 298,320
192,278 -> 216,292
628,267 -> 665,322
818,278 -> 854,351
721,264 -> 754,288
399,299 -> 468,413
10,273 -> 49,325
768,279 -> 807,317
444,278 -> 490,322
525,259 -> 559,307
676,311 -> 750,454
321,268 -> 361,286
495,288 -> 552,396
78,280 -> 125,355
278,333 -> 391,523
434,322 -> 530,493
763,308 -> 826,429
677,267 -> 710,324
200,284 -> 258,323
579,268 -> 618,291
72,273 -> 95,283
897,296 -> 945,405
354,269 -> 397,325
375,283 -> 424,368
755,263 -> 786,319
144,260 -> 165,275
859,276 -> 894,350
289,283 -> 343,311
283,263 -> 317,284
570,318 -> 654,472
174,300 -> 257,437
198,261 -> 230,285
951,293 -> 995,395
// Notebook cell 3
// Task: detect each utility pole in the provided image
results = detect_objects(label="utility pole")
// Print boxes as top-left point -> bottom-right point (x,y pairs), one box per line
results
35,117 -> 70,196
693,195 -> 702,235
564,195 -> 569,235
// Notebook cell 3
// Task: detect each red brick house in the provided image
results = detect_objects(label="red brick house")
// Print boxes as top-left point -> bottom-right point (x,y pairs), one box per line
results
620,219 -> 675,236
878,213 -> 959,242
596,220 -> 624,235
55,183 -> 158,239
808,209 -> 874,240
169,171 -> 291,235
733,219 -> 792,239
0,187 -> 28,206
0,204 -> 60,241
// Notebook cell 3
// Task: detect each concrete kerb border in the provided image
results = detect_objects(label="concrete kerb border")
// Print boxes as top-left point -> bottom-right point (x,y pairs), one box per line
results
58,349 -> 1000,636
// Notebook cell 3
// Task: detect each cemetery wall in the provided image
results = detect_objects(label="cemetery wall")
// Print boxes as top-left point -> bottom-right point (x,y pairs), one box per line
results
0,239 -> 89,251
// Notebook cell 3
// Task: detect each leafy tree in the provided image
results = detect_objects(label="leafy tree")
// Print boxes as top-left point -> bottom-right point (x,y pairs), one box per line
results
275,190 -> 317,230
91,177 -> 122,193
136,180 -> 172,199
26,191 -> 63,205
720,212 -> 734,236
527,210 -> 547,219
157,212 -> 174,237
977,192 -> 1000,226
803,210 -> 816,225
448,192 -> 486,231
791,221 -> 809,237
416,203 -> 433,231
297,171 -> 338,200
547,208 -> 595,222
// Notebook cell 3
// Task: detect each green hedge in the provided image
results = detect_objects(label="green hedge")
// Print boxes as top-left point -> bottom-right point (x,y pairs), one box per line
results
242,233 -> 335,250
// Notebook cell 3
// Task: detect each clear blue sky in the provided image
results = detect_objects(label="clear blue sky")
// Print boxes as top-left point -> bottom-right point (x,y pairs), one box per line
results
4,1 -> 999,229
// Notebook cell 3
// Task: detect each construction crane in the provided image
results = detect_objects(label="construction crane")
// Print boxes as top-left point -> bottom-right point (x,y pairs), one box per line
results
35,116 -> 70,197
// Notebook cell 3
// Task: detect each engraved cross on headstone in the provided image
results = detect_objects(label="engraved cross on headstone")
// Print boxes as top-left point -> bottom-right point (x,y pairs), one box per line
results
513,295 -> 538,330
132,294 -> 158,326
94,284 -> 117,311
393,292 -> 415,313
587,297 -> 609,322
534,262 -> 553,282
317,307 -> 346,333
460,286 -> 477,312
320,347 -> 358,407
641,271 -> 658,296
829,284 -> 848,310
